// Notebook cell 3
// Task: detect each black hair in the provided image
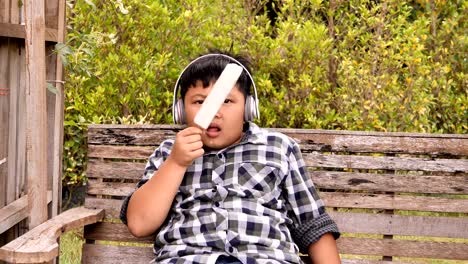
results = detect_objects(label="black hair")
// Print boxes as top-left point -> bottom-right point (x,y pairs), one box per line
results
178,50 -> 253,101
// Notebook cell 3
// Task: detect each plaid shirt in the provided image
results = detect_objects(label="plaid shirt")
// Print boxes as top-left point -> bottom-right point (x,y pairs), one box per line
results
120,122 -> 339,264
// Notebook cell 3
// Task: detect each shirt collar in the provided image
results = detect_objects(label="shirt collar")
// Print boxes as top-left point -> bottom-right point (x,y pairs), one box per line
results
240,122 -> 267,145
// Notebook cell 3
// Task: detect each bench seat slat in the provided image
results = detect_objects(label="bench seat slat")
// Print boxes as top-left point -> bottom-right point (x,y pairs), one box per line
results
286,134 -> 468,156
84,193 -> 468,221
88,125 -> 468,156
330,211 -> 468,238
86,171 -> 468,196
312,171 -> 468,194
87,145 -> 468,172
83,197 -> 468,239
88,145 -> 153,160
320,192 -> 468,213
82,224 -> 468,260
338,260 -> 404,264
82,244 -> 153,264
337,237 -> 468,260
0,196 -> 29,235
87,159 -> 145,180
304,153 -> 468,172
85,222 -> 155,243
87,180 -> 135,197
85,198 -> 123,220
83,224 -> 468,260
88,141 -> 467,158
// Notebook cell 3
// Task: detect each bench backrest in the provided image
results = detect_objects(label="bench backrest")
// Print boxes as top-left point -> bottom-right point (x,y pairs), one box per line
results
82,124 -> 468,263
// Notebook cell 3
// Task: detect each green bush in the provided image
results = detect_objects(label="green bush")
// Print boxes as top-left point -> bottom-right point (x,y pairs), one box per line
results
62,0 -> 466,186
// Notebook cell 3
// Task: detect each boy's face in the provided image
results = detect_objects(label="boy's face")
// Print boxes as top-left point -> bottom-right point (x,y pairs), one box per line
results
184,80 -> 245,150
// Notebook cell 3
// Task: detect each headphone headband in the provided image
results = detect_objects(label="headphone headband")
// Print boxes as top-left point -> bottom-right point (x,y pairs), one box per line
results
172,53 -> 259,123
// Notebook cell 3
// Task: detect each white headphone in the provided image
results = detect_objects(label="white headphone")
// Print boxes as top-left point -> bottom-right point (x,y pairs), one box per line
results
172,54 -> 260,125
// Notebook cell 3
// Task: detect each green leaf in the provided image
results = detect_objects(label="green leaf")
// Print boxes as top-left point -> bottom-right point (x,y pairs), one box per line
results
47,83 -> 58,94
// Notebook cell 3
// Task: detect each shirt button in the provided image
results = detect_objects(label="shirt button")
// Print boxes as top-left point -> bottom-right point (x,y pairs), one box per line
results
217,153 -> 223,159
215,202 -> 220,207
212,187 -> 217,193
228,246 -> 234,253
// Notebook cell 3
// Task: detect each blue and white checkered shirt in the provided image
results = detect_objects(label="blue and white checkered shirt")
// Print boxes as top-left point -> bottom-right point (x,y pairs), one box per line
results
121,122 -> 339,264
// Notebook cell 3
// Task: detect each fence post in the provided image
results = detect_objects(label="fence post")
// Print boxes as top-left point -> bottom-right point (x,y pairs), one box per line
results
25,0 -> 48,229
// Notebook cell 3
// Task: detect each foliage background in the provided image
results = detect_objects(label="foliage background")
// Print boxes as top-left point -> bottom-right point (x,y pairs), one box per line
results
61,0 -> 466,186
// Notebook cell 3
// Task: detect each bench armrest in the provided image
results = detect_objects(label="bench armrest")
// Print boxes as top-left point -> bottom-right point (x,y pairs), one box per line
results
0,206 -> 104,263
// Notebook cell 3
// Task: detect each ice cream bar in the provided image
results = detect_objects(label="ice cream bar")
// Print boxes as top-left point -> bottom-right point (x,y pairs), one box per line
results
194,63 -> 243,129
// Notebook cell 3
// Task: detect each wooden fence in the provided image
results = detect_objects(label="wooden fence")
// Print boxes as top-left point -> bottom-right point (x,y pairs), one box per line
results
0,0 -> 66,249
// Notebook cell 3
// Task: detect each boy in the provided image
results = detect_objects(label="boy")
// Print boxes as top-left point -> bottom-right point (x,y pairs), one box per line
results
120,52 -> 340,263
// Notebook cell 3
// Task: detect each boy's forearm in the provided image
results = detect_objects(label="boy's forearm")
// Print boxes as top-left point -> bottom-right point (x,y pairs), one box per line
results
308,233 -> 341,264
126,157 -> 187,237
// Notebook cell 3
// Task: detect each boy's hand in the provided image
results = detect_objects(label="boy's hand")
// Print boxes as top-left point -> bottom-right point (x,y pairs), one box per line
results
169,126 -> 204,167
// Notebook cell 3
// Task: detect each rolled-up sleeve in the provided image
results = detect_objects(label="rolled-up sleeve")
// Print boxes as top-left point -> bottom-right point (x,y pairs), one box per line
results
119,140 -> 173,225
284,140 -> 340,253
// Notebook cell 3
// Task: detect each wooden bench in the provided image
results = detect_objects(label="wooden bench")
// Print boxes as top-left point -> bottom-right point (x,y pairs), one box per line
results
1,124 -> 467,263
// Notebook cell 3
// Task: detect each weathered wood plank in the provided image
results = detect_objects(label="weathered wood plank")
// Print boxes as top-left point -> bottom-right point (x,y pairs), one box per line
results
84,191 -> 468,222
0,196 -> 27,235
87,144 -> 468,173
87,125 -> 181,146
46,44 -> 57,218
86,160 -> 467,194
339,260 -> 400,264
0,207 -> 104,263
86,177 -> 467,199
45,0 -> 59,29
82,244 -> 411,264
84,222 -> 155,243
337,237 -> 468,260
0,0 -> 11,22
0,39 -> 8,210
81,233 -> 468,261
0,192 -> 52,235
312,171 -> 468,194
302,259 -> 406,264
304,153 -> 468,172
7,38 -> 20,208
84,193 -> 468,238
330,211 -> 468,238
87,180 -> 136,197
84,198 -> 123,220
16,43 -> 27,213
25,0 -> 48,230
87,159 -> 146,180
0,23 -> 58,42
51,0 -> 66,217
9,0 -> 21,24
87,145 -> 154,160
299,257 -> 400,264
87,125 -> 468,155
0,7 -> 10,212
282,132 -> 468,156
320,192 -> 468,213
82,244 -> 153,264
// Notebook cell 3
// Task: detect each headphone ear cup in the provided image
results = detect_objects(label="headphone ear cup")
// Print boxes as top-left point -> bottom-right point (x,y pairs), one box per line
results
174,99 -> 186,124
244,96 -> 257,121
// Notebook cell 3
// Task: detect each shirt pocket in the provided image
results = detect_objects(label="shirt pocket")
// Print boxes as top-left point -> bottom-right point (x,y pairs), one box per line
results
236,161 -> 283,200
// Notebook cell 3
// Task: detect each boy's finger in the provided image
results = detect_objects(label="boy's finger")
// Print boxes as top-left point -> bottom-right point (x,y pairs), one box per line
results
190,148 -> 204,158
187,141 -> 203,152
184,134 -> 202,144
180,126 -> 203,136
